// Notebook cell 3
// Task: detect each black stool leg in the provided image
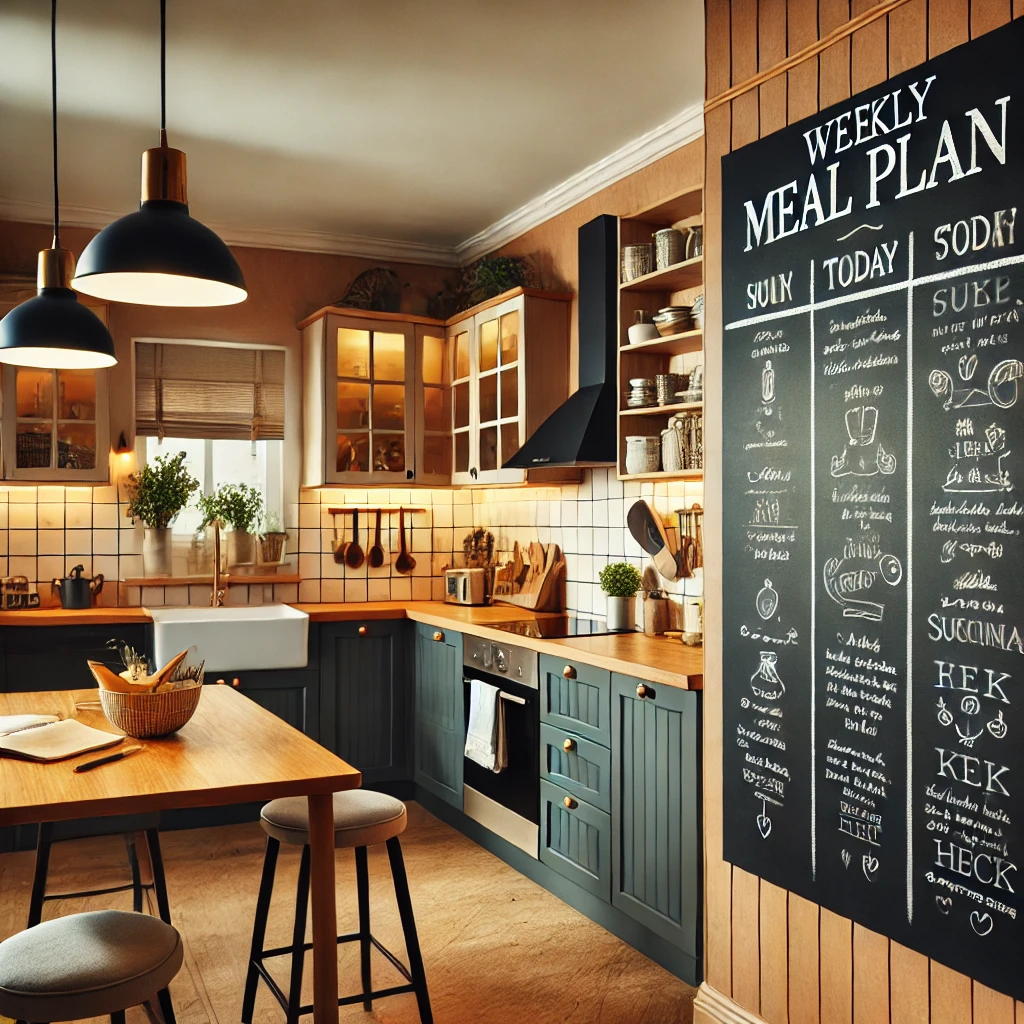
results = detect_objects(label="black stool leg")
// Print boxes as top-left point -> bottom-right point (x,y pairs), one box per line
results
354,846 -> 372,1011
145,829 -> 173,924
27,823 -> 54,928
157,987 -> 177,1024
125,834 -> 144,913
285,846 -> 311,1024
110,1011 -> 126,1024
386,838 -> 432,1024
242,837 -> 280,1024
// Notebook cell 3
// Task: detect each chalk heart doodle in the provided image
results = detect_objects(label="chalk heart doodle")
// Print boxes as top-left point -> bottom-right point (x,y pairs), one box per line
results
862,854 -> 879,882
970,911 -> 994,937
935,896 -> 952,915
756,812 -> 772,839
841,849 -> 852,869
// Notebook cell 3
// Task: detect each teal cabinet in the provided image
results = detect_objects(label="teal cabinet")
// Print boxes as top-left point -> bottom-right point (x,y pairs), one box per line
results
539,779 -> 611,899
540,722 -> 611,812
319,620 -> 408,784
539,655 -> 610,746
413,623 -> 464,808
216,667 -> 320,741
611,674 -> 701,959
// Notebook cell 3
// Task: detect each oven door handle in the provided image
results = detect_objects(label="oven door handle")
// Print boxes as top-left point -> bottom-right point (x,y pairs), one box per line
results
498,690 -> 527,705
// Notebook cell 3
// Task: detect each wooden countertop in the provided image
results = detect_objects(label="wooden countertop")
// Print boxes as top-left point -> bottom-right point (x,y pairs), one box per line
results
0,601 -> 703,690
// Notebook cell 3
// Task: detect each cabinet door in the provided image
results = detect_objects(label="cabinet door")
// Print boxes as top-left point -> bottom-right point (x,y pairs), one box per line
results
611,674 -> 701,957
412,622 -> 464,808
539,779 -> 612,899
220,668 -> 320,742
414,324 -> 451,484
448,316 -> 475,485
539,654 -> 611,746
325,314 -> 416,484
319,621 -> 407,784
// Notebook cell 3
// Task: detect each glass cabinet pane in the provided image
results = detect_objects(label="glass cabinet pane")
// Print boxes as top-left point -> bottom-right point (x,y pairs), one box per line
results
500,310 -> 519,364
423,436 -> 451,477
372,384 -> 404,430
500,368 -> 518,419
58,423 -> 96,470
17,422 -> 52,468
479,318 -> 498,372
454,331 -> 470,379
423,386 -> 448,432
373,332 -> 405,381
337,382 -> 370,429
371,434 -> 405,473
480,425 -> 498,472
479,374 -> 498,423
58,370 -> 96,421
16,369 -> 52,419
337,433 -> 369,473
422,333 -> 446,385
501,422 -> 520,465
453,382 -> 470,429
454,431 -> 470,473
336,328 -> 370,378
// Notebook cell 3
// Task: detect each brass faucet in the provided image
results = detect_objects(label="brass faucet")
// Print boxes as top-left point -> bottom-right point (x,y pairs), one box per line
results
211,518 -> 226,607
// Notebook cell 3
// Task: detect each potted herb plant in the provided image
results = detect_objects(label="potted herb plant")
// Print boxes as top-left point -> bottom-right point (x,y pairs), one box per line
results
198,484 -> 265,568
124,451 -> 200,577
598,561 -> 642,632
259,510 -> 289,567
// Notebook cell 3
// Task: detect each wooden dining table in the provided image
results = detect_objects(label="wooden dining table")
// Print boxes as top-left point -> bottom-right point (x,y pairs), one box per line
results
0,685 -> 361,1024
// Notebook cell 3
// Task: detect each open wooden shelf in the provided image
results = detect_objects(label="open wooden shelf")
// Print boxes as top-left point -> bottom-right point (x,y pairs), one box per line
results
620,256 -> 703,293
620,401 -> 703,417
124,573 -> 301,588
620,329 -> 703,356
619,469 -> 704,482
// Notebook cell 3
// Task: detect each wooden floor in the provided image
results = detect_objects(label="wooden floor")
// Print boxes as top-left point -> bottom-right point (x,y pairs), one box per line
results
0,803 -> 694,1024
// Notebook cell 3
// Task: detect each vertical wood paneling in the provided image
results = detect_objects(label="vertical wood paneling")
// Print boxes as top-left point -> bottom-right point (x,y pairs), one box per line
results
788,0 -> 821,120
929,0 -> 969,53
889,943 -> 930,1024
971,0 -> 1012,35
759,0 -> 789,136
852,925 -> 888,1024
819,909 -> 853,1024
974,982 -> 1016,1024
731,0 -> 761,148
930,963 -> 972,1024
888,0 -> 928,73
732,867 -> 762,1014
788,893 -> 820,1024
851,0 -> 888,91
818,0 -> 853,106
759,881 -> 789,1023
707,0 -> 733,99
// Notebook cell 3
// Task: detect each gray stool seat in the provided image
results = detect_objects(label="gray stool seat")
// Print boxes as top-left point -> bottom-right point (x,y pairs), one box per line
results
0,909 -> 183,1022
261,790 -> 407,848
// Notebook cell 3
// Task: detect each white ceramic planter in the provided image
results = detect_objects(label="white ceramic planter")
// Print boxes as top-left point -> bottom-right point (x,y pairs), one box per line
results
606,595 -> 636,632
142,527 -> 173,577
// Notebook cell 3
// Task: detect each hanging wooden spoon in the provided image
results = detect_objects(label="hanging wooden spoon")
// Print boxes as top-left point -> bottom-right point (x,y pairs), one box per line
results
332,515 -> 348,564
368,509 -> 385,568
395,508 -> 416,574
345,510 -> 365,569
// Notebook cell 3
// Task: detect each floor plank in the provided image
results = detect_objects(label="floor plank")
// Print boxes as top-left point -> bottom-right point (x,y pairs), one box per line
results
0,805 -> 695,1024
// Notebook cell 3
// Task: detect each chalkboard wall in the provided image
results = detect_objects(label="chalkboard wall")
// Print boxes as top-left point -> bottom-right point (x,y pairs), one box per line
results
721,16 -> 1024,1000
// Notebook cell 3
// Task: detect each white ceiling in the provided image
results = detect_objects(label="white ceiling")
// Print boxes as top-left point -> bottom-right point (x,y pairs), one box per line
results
0,0 -> 704,260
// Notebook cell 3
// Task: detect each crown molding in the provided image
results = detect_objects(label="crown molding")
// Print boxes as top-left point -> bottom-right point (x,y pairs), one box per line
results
454,101 -> 705,263
0,103 -> 703,270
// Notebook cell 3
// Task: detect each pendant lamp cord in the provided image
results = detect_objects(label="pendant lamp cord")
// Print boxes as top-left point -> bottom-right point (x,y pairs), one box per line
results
159,0 -> 166,143
50,0 -> 59,248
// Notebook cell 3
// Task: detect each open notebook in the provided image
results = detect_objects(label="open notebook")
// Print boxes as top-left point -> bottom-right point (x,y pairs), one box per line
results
0,715 -> 124,762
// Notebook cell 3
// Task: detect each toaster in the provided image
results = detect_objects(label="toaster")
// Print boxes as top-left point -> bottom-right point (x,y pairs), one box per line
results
444,567 -> 491,606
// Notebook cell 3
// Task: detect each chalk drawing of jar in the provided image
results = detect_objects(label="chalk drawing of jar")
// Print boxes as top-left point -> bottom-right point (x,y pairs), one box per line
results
751,651 -> 785,700
762,360 -> 776,405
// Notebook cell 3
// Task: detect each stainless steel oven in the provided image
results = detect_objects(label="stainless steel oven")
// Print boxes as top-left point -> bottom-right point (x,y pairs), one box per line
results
463,635 -> 539,858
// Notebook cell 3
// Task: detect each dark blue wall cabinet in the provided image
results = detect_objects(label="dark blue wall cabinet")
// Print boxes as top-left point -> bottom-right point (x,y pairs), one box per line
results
412,623 -> 463,808
319,620 -> 407,784
611,674 -> 701,958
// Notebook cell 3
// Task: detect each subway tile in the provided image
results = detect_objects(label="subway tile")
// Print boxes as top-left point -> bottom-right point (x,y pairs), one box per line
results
0,506 -> 8,530
37,531 -> 64,556
37,486 -> 64,503
322,579 -> 345,602
38,503 -> 64,529
578,475 -> 592,500
121,586 -> 142,607
119,555 -> 144,579
66,504 -> 92,529
66,487 -> 92,503
576,502 -> 593,527
39,556 -> 68,582
9,487 -> 37,504
298,579 -> 321,602
320,553 -> 345,579
226,586 -> 249,607
119,529 -> 142,555
592,501 -> 608,527
592,470 -> 608,500
9,531 -> 37,556
163,587 -> 189,607
9,556 -> 36,580
609,528 -> 625,557
274,583 -> 299,603
66,530 -> 93,555
560,527 -> 578,553
299,488 -> 320,503
344,579 -> 368,603
93,555 -> 119,582
367,578 -> 391,602
412,577 -> 432,601
607,474 -> 624,499
93,504 -> 119,528
0,533 -> 7,556
453,505 -> 474,529
298,553 -> 320,579
299,504 -> 320,528
9,505 -> 36,529
431,504 -> 453,528
430,577 -> 445,600
299,529 -> 320,552
592,528 -> 609,557
390,576 -> 412,601
93,530 -> 119,555
577,527 -> 593,555
452,489 -> 471,505
561,501 -> 577,526
93,485 -> 117,503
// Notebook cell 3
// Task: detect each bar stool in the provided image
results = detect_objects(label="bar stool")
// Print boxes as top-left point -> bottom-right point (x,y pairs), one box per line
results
242,792 -> 432,1024
0,909 -> 182,1024
28,814 -> 172,928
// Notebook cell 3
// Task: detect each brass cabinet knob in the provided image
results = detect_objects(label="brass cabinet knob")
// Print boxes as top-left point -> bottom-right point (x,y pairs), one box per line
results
232,677 -> 241,688
358,625 -> 368,636
433,631 -> 444,642
563,796 -> 577,810
215,678 -> 225,686
563,738 -> 576,752
636,683 -> 651,699
562,665 -> 576,679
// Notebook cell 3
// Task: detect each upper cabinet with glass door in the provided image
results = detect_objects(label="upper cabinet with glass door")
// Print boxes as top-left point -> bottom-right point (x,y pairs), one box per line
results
0,300 -> 111,482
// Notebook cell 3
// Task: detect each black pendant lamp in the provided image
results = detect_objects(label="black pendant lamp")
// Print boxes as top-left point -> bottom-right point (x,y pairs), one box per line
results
0,0 -> 117,370
71,0 -> 246,307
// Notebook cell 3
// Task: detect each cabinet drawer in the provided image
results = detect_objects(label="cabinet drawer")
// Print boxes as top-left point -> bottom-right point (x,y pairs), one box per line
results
539,779 -> 611,901
540,723 -> 611,812
539,655 -> 610,746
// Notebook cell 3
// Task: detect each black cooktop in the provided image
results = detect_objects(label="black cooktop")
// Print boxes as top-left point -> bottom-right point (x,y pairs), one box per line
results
492,616 -> 622,639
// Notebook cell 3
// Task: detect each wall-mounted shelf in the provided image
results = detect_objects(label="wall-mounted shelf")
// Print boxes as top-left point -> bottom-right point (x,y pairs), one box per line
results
123,573 -> 301,588
620,329 -> 703,356
619,470 -> 703,482
327,507 -> 426,516
620,401 -> 703,417
620,256 -> 703,293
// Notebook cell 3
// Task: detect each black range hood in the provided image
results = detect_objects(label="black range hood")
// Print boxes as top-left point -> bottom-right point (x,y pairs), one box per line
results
502,214 -> 618,469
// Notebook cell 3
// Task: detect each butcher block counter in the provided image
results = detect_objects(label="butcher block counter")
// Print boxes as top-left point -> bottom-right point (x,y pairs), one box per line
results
0,601 -> 702,690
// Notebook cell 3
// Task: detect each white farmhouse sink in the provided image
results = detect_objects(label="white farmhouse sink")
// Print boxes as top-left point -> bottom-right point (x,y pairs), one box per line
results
147,605 -> 310,673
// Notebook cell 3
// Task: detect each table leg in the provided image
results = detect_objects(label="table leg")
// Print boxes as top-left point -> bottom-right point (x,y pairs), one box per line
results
307,793 -> 338,1024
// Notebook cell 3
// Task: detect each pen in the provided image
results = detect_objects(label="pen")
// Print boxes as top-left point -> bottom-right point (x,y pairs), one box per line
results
74,746 -> 143,773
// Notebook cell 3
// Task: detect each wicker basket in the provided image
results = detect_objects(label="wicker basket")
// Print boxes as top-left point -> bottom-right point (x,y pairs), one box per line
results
99,683 -> 203,739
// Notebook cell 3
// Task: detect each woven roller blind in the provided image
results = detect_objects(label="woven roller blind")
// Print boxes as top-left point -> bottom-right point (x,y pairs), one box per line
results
135,342 -> 285,441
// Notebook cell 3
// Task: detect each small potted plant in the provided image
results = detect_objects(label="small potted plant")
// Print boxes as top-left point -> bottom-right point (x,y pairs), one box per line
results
124,451 -> 200,577
598,562 -> 642,632
198,484 -> 264,569
259,510 -> 289,567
